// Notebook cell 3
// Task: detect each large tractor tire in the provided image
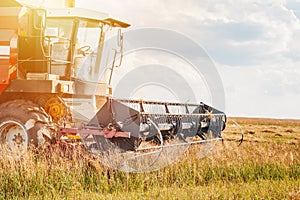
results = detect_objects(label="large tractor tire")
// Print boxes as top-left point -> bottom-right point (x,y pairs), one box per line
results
0,100 -> 54,152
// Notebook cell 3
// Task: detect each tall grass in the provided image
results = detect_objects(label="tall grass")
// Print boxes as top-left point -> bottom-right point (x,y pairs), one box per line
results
0,141 -> 299,199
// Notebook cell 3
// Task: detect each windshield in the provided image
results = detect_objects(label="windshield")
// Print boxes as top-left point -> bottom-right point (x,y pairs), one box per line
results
45,19 -> 73,40
77,21 -> 101,51
44,18 -> 105,79
44,19 -> 73,63
74,20 -> 103,81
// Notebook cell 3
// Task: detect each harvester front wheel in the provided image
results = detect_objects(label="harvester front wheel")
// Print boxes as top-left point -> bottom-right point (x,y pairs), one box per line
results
0,100 -> 54,152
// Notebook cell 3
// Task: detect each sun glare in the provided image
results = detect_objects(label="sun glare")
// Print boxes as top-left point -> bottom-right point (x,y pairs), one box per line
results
16,0 -> 74,8
16,0 -> 44,8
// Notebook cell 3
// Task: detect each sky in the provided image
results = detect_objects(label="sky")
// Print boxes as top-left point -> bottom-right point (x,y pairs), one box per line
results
75,0 -> 300,119
18,0 -> 300,119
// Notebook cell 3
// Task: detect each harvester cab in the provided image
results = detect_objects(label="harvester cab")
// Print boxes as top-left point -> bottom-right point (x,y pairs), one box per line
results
0,0 -> 227,172
0,0 -> 129,120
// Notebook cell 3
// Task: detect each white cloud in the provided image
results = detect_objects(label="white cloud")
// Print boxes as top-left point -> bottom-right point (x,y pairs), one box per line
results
76,0 -> 300,119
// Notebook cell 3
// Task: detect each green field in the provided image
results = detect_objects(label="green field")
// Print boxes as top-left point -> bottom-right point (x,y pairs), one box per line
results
0,118 -> 299,199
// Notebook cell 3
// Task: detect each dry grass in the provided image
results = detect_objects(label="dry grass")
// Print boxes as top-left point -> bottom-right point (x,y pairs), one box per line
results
224,117 -> 300,144
0,117 -> 299,199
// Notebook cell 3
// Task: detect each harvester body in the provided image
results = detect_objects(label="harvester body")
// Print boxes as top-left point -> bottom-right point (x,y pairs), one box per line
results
0,0 -> 226,171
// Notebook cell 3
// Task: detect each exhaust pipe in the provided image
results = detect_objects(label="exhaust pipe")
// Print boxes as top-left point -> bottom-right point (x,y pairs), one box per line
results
44,0 -> 75,8
65,0 -> 75,8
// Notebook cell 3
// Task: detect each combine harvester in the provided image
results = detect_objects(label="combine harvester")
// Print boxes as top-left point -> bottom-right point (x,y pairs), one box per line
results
0,0 -> 226,172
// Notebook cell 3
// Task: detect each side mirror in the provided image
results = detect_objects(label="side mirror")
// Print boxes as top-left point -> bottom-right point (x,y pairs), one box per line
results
108,29 -> 125,85
116,29 -> 124,67
117,29 -> 123,48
